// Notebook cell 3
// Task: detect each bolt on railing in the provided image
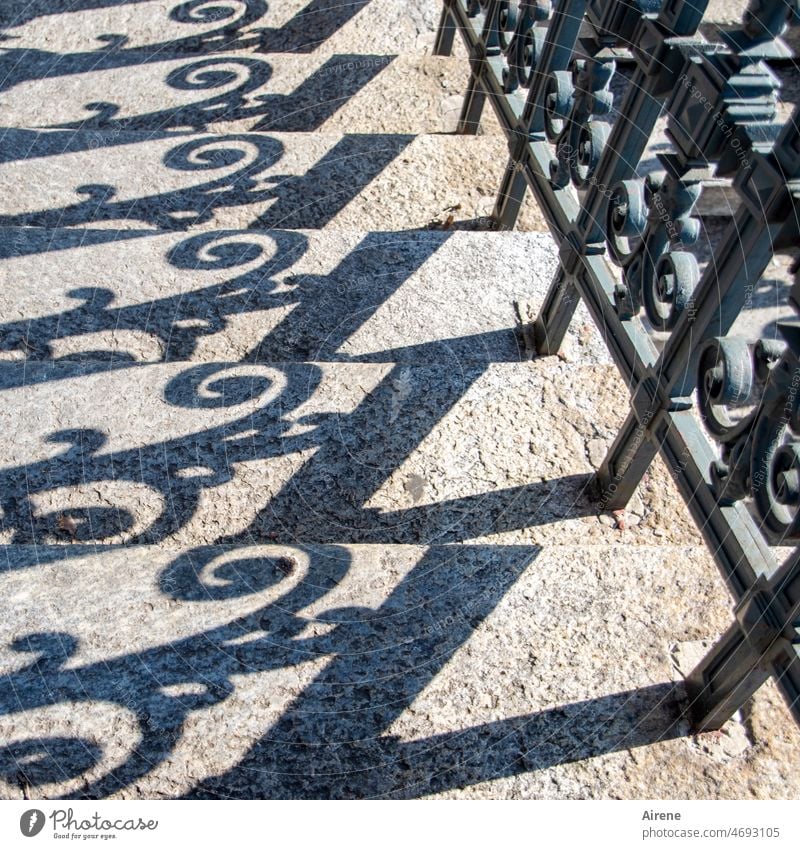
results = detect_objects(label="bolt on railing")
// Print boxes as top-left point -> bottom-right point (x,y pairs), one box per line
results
435,0 -> 800,730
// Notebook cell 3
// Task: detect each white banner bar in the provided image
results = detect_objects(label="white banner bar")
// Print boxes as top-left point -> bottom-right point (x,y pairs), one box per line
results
3,800 -> 799,849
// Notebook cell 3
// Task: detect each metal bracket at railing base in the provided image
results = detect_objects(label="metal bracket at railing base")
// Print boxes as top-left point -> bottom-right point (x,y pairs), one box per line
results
735,577 -> 797,652
685,573 -> 799,731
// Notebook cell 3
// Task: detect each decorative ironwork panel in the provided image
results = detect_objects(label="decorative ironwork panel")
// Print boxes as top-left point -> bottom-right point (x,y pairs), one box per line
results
436,0 -> 800,729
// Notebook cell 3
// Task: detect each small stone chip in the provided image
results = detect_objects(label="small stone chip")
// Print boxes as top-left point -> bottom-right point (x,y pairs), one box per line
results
404,473 -> 427,503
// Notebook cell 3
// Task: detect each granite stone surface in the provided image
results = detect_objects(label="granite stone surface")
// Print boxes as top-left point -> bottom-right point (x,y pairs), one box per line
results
0,130 -> 546,231
0,226 -> 605,363
2,542 -> 798,799
1,0 -> 798,801
0,360 -> 697,548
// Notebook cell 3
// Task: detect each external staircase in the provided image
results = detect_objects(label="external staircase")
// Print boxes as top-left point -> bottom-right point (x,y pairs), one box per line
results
0,0 -> 797,799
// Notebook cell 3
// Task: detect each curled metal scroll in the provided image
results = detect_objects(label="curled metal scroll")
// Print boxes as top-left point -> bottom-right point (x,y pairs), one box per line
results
610,170 -> 701,329
495,1 -> 552,93
698,325 -> 800,541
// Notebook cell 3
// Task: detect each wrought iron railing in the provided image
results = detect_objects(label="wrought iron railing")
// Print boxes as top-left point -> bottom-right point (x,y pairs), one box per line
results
435,0 -> 800,730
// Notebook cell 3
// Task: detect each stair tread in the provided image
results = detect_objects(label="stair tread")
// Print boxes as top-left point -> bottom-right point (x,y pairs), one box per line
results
0,226 -> 607,365
0,53 -> 492,136
1,359 -> 699,548
0,0 -> 444,60
0,129 -> 547,231
4,538 -> 799,800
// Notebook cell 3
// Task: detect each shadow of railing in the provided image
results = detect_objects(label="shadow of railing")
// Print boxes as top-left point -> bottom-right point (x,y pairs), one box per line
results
38,54 -> 392,134
0,131 -> 414,226
1,0 -> 176,30
190,683 -> 685,799
0,0 -> 375,94
0,207 -> 626,796
0,0 -> 692,800
0,540 -> 688,798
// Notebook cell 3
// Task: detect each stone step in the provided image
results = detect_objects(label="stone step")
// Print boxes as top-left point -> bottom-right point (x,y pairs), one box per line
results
0,226 -> 609,365
0,129 -> 545,231
2,540 -> 797,799
0,53 -> 489,136
0,0 -> 444,63
0,359 -> 697,548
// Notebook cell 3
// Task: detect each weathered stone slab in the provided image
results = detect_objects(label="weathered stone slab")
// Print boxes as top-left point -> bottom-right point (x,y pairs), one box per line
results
0,360 -> 698,547
0,130 -> 546,230
0,226 -> 609,364
0,54 -> 488,135
0,0 -> 442,61
0,541 -> 797,799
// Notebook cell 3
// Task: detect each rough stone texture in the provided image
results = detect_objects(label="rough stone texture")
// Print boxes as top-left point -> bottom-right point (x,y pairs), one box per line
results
1,0 -> 798,802
0,130 -> 545,231
0,360 -> 697,548
1,542 -> 798,799
0,54 -> 495,136
0,0 -> 444,58
0,227 -> 606,364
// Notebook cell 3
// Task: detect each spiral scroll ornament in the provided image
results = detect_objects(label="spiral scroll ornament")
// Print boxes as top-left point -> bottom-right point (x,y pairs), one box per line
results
698,324 -> 800,542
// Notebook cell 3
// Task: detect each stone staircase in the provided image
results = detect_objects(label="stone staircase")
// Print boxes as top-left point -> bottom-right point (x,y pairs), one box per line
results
0,0 -> 798,799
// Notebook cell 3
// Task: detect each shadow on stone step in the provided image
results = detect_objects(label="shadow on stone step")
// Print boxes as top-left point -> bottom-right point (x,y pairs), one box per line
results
188,682 -> 685,799
0,231 -> 680,799
0,226 -> 532,371
0,353 -> 594,547
0,0 -> 374,93
26,54 -> 394,135
0,543 -> 688,798
0,223 -> 566,549
0,131 -> 414,229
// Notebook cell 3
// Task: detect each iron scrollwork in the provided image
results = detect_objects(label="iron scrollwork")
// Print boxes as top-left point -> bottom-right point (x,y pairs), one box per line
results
608,166 -> 701,329
546,58 -> 615,190
494,1 -> 552,93
698,321 -> 800,542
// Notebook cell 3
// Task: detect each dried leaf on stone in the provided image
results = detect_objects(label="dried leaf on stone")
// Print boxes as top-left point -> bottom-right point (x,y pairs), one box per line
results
57,513 -> 78,539
276,556 -> 297,576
